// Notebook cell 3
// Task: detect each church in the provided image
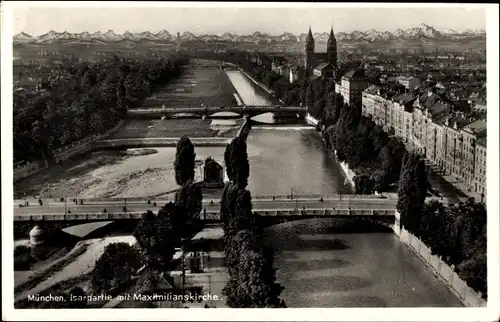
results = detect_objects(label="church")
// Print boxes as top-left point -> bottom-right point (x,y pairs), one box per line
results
303,26 -> 338,81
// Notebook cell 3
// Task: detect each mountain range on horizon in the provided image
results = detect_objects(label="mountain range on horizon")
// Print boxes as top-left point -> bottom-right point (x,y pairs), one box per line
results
13,23 -> 486,45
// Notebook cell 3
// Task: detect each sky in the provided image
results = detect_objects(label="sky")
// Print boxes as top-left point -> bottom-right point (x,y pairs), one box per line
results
12,4 -> 486,36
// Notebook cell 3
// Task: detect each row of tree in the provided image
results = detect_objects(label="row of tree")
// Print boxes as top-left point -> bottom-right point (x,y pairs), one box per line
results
220,121 -> 285,307
397,153 -> 487,298
90,136 -> 203,296
14,55 -> 187,164
309,87 -> 407,193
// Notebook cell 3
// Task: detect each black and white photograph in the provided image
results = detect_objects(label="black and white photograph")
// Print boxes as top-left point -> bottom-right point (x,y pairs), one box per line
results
1,2 -> 498,321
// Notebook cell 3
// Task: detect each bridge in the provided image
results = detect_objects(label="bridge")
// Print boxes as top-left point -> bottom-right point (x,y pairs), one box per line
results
14,209 -> 396,226
14,195 -> 398,223
127,105 -> 307,119
93,137 -> 232,149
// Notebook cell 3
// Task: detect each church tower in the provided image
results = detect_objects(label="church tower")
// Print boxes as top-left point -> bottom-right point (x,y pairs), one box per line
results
327,27 -> 338,67
304,26 -> 315,75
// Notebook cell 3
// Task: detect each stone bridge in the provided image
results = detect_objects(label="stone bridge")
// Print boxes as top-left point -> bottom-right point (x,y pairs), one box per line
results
127,105 -> 308,119
14,209 -> 396,227
93,137 -> 232,150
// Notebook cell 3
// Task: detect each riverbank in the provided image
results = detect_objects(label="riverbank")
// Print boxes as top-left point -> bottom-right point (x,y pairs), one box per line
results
14,120 -> 126,182
304,114 -> 356,189
394,216 -> 486,307
142,64 -> 239,109
110,118 -> 244,139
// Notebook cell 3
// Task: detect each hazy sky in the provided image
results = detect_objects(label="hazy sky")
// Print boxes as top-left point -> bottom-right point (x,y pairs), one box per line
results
13,4 -> 486,36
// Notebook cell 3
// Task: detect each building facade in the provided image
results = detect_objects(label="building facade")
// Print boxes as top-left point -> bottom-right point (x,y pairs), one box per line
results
340,69 -> 369,107
474,137 -> 487,196
360,84 -> 487,196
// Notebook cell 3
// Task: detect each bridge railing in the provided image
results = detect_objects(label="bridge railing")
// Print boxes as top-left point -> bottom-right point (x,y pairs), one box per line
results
14,209 -> 396,222
13,193 -> 399,208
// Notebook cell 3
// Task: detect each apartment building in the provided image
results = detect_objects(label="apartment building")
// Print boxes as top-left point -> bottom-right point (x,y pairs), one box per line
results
412,93 -> 449,161
390,94 -> 416,143
474,136 -> 487,196
461,120 -> 487,192
340,68 -> 369,107
362,83 -> 488,196
361,85 -> 379,118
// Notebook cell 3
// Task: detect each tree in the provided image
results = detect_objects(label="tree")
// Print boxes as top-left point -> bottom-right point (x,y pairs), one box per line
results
174,135 -> 196,185
224,242 -> 284,308
305,84 -> 315,112
353,175 -> 374,195
313,97 -> 326,120
14,55 -> 186,164
174,182 -> 203,237
133,206 -> 178,269
134,269 -> 161,294
90,242 -> 141,293
224,188 -> 255,241
228,136 -> 250,189
397,153 -> 412,225
457,251 -> 487,298
224,143 -> 234,182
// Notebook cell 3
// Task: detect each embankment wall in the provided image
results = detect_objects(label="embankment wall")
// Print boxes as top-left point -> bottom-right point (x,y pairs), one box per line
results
14,121 -> 126,182
394,211 -> 487,307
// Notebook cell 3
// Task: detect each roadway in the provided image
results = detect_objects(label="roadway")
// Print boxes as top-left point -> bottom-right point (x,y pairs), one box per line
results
13,198 -> 397,217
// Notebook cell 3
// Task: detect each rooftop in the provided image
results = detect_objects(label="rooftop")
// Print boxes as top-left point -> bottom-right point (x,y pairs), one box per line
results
427,101 -> 449,120
363,85 -> 379,95
464,119 -> 487,135
447,114 -> 472,129
476,136 -> 486,147
393,93 -> 416,106
343,68 -> 365,80
314,62 -> 334,71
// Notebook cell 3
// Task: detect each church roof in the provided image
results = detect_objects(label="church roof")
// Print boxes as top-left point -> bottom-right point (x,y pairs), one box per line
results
328,27 -> 336,42
306,26 -> 314,43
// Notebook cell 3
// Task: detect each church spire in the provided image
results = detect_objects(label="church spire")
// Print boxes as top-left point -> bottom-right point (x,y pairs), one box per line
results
329,26 -> 335,42
327,26 -> 338,67
306,26 -> 314,43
